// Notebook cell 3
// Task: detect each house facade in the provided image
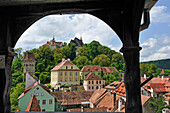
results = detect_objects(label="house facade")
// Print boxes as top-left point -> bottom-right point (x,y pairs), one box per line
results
83,72 -> 105,91
51,59 -> 80,89
18,82 -> 55,111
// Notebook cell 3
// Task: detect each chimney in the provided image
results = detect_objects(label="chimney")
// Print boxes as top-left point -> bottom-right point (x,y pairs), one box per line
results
111,91 -> 116,107
118,99 -> 122,112
162,75 -> 164,80
144,74 -> 146,79
38,80 -> 40,84
62,58 -> 65,62
81,106 -> 84,112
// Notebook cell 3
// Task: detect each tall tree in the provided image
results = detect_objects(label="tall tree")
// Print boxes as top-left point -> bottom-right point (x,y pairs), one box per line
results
87,40 -> 101,60
93,54 -> 111,66
75,56 -> 91,69
68,43 -> 77,60
10,82 -> 25,111
149,97 -> 166,113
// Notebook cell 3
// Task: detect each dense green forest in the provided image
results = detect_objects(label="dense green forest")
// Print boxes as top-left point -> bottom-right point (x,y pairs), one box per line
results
142,59 -> 170,69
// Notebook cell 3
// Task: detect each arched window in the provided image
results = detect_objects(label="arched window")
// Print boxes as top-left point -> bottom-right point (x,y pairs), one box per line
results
96,86 -> 98,89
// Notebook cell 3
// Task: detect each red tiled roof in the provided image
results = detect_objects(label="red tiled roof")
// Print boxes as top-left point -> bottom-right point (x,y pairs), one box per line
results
84,72 -> 103,80
67,107 -> 108,112
101,67 -> 119,73
141,95 -> 150,105
44,40 -> 62,47
25,95 -> 41,111
150,83 -> 167,92
70,85 -> 85,91
52,91 -> 94,104
105,81 -> 121,90
23,52 -> 35,60
115,82 -> 126,97
18,82 -> 51,100
89,88 -> 107,104
96,92 -> 118,112
160,69 -> 165,74
81,65 -> 101,72
51,59 -> 78,71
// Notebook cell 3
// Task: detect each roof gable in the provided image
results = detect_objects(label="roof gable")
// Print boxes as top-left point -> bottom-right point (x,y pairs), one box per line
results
81,65 -> 101,72
51,59 -> 79,71
25,95 -> 41,111
84,72 -> 103,80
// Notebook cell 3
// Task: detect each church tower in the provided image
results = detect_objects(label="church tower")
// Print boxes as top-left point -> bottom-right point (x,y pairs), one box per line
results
23,52 -> 36,76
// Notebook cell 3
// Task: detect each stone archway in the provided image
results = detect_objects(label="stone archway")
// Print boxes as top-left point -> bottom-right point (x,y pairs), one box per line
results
0,0 -> 157,113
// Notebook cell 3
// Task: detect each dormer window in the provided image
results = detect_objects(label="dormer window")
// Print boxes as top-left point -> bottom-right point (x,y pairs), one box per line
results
66,66 -> 68,69
71,66 -> 73,69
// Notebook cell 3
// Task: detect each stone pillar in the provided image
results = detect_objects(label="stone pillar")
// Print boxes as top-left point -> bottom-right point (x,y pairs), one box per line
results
120,45 -> 142,113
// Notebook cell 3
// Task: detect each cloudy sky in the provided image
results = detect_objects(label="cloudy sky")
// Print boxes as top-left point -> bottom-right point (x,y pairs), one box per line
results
15,0 -> 170,62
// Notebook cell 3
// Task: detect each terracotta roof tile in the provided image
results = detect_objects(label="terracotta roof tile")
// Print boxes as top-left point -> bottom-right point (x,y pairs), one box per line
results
84,72 -> 103,80
96,92 -> 117,112
115,82 -> 126,97
141,95 -> 150,105
25,95 -> 41,111
105,81 -> 121,90
70,85 -> 85,91
150,83 -> 167,92
23,52 -> 35,60
51,59 -> 79,71
81,65 -> 101,72
160,69 -> 165,74
101,67 -> 119,73
52,91 -> 94,104
89,88 -> 107,104
17,82 -> 51,100
67,107 -> 107,112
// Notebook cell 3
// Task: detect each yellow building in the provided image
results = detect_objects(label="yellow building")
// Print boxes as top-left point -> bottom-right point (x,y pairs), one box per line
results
51,59 -> 80,89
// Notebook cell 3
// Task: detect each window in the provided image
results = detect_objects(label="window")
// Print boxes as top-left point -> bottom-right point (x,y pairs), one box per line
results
36,87 -> 39,90
60,72 -> 62,76
154,86 -> 156,88
66,66 -> 68,69
96,81 -> 98,84
89,81 -> 90,84
76,78 -> 78,81
36,93 -> 39,96
98,73 -> 100,75
70,72 -> 72,76
158,86 -> 160,88
96,86 -> 98,89
42,109 -> 46,111
76,72 -> 78,76
89,86 -> 90,89
41,93 -> 44,96
49,99 -> 53,104
65,78 -> 67,82
70,78 -> 72,81
92,86 -> 93,89
71,66 -> 73,69
65,72 -> 67,76
99,81 -> 101,84
92,81 -> 93,84
38,100 -> 40,104
60,79 -> 62,82
42,100 -> 46,105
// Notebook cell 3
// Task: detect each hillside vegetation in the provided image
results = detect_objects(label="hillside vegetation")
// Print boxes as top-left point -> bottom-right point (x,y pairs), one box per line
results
142,59 -> 170,69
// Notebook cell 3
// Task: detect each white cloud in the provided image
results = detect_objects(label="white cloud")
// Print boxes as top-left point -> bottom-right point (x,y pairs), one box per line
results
15,14 -> 121,51
150,6 -> 170,23
141,35 -> 170,62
